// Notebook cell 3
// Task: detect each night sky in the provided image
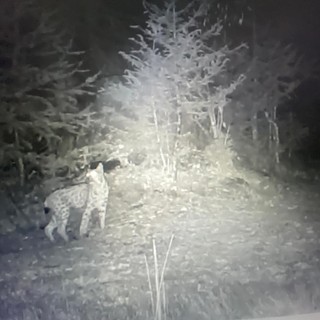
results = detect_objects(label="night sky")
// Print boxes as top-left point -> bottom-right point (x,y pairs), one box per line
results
105,0 -> 320,71
255,0 -> 320,58
113,0 -> 320,57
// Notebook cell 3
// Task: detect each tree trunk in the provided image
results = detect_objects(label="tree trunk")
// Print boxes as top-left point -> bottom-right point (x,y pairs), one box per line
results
14,130 -> 25,187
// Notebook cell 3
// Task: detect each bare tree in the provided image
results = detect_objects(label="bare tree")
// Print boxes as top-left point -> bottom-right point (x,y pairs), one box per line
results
229,38 -> 311,171
110,0 -> 244,178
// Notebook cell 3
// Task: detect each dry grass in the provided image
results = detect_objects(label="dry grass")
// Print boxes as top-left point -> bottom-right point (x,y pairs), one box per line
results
145,235 -> 174,320
1,125 -> 320,319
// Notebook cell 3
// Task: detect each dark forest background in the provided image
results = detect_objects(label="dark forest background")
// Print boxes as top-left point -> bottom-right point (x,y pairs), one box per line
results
1,0 -> 320,194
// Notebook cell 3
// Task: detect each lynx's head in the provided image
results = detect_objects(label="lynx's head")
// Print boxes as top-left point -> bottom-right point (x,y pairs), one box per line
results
86,162 -> 105,184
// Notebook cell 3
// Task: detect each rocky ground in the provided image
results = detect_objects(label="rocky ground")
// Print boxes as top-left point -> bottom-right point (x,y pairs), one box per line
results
1,163 -> 320,320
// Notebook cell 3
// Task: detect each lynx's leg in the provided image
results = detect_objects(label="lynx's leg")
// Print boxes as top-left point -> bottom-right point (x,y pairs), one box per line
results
79,207 -> 92,237
57,210 -> 69,242
45,217 -> 58,242
97,201 -> 107,229
57,225 -> 69,242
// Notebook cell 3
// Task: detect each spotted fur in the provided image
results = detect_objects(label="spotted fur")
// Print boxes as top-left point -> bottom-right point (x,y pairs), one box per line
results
44,163 -> 108,242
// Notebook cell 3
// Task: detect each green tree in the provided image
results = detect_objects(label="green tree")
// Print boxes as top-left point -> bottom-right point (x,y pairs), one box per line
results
0,0 -> 99,186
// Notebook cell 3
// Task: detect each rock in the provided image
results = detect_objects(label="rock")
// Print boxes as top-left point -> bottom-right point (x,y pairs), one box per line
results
90,159 -> 121,172
128,152 -> 146,166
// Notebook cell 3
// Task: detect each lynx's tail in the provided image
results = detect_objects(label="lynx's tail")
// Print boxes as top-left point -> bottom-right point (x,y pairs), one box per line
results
44,199 -> 50,214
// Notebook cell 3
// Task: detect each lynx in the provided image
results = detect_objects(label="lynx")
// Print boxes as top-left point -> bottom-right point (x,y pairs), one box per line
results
44,163 -> 109,242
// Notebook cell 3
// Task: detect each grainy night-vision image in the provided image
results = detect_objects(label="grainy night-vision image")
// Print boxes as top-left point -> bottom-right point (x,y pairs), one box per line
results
0,0 -> 320,319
